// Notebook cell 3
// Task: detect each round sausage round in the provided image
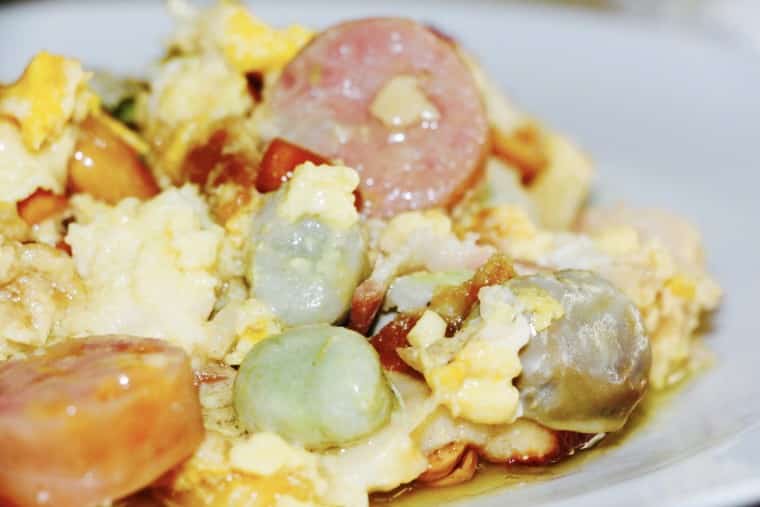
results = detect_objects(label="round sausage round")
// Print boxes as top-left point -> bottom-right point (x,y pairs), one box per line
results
0,336 -> 204,507
266,18 -> 489,217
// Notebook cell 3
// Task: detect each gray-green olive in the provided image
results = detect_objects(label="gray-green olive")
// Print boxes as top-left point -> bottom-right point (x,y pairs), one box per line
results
247,192 -> 368,327
512,270 -> 651,434
234,325 -> 393,450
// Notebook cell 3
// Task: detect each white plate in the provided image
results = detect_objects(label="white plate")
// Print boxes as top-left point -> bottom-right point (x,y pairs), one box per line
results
1,1 -> 759,506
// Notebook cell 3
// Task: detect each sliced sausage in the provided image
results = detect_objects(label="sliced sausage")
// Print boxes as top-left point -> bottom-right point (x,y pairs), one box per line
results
0,336 -> 204,507
266,18 -> 489,217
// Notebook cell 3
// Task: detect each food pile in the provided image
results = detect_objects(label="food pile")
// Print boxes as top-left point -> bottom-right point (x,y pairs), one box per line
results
0,2 -> 720,506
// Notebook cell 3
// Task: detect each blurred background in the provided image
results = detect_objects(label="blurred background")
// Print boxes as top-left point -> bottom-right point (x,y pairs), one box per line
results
526,0 -> 760,53
1,0 -> 758,54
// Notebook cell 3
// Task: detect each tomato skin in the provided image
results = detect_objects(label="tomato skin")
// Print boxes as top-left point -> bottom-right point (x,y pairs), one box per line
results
68,115 -> 159,204
17,188 -> 67,225
183,130 -> 257,188
256,138 -> 363,210
256,137 -> 329,193
0,336 -> 204,507
369,313 -> 420,377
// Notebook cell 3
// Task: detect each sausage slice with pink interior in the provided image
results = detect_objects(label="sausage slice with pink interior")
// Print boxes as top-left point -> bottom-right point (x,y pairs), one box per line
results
266,18 -> 489,217
0,336 -> 204,507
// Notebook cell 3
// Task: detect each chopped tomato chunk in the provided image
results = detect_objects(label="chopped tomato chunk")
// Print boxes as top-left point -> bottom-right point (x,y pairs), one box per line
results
430,253 -> 515,334
55,239 -> 73,256
369,313 -> 421,377
69,115 -> 159,204
256,137 -> 329,193
17,188 -> 67,225
183,130 -> 257,188
257,138 -> 363,210
348,279 -> 386,335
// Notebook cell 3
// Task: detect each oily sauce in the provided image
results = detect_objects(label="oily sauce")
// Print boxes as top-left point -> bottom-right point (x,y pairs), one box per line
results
119,375 -> 694,507
370,376 -> 691,506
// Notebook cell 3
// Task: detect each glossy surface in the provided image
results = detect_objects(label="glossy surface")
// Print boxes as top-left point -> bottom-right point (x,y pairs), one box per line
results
374,375 -> 683,507
0,335 -> 203,507
256,137 -> 329,193
68,115 -> 159,204
512,270 -> 650,433
248,184 -> 368,326
17,187 -> 67,224
1,2 -> 759,506
234,325 -> 394,450
266,18 -> 488,217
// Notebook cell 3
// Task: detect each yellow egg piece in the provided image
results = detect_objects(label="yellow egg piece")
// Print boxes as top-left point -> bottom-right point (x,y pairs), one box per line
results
221,5 -> 313,73
512,286 -> 565,332
0,52 -> 95,151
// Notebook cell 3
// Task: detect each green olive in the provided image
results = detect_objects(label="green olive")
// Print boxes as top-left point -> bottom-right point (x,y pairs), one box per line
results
234,325 -> 393,450
248,192 -> 368,327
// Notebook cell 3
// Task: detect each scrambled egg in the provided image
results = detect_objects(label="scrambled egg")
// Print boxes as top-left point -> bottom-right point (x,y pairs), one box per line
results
166,431 -> 329,507
173,369 -> 435,507
210,3 -> 312,74
461,204 -> 720,388
63,186 -> 223,354
0,203 -> 30,243
399,284 -> 550,425
359,209 -> 492,319
140,54 -> 254,182
168,0 -> 313,74
511,285 -> 565,332
142,0 -> 313,182
461,129 -> 593,232
207,297 -> 282,365
0,5 -> 723,505
319,397 -> 433,507
144,56 -> 251,140
277,163 -> 360,230
0,52 -> 95,151
379,209 -> 452,253
0,53 -> 98,203
0,237 -> 83,361
462,50 -> 593,230
376,209 -> 492,273
384,270 -> 473,313
59,185 -> 280,364
0,122 -> 75,202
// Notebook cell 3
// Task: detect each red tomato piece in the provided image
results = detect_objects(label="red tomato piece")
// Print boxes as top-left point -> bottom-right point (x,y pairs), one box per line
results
369,313 -> 421,377
17,188 -> 67,225
257,138 -> 363,211
256,137 -> 329,193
